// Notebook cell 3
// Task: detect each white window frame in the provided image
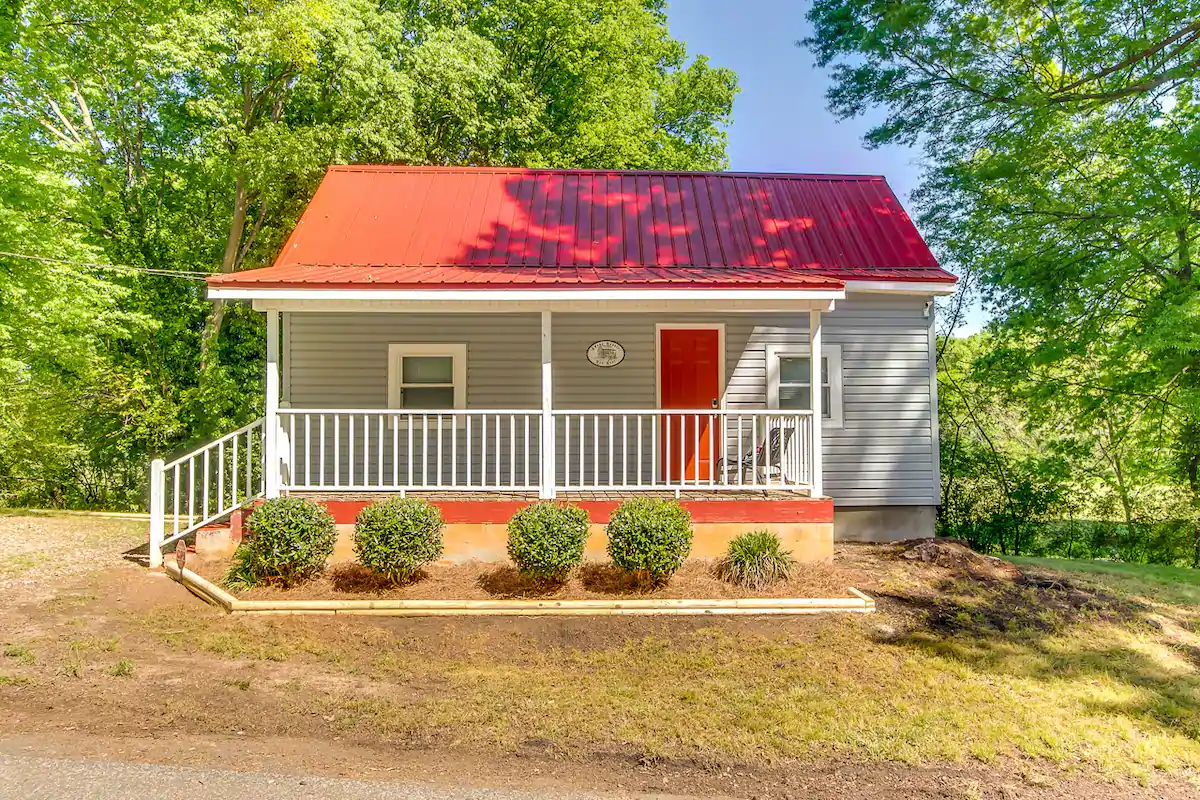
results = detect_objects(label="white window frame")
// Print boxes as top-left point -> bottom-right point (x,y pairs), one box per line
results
386,343 -> 467,415
766,343 -> 843,428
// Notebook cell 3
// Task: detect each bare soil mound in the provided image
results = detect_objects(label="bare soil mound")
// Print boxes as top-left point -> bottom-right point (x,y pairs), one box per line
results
895,537 -> 1023,581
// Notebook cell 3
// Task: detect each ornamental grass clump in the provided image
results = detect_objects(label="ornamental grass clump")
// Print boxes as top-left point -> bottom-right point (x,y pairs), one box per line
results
605,496 -> 692,582
716,530 -> 796,589
354,497 -> 444,582
506,501 -> 591,581
225,497 -> 337,589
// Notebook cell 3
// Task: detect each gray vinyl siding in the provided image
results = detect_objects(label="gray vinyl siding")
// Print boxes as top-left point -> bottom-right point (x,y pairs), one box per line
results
284,293 -> 938,505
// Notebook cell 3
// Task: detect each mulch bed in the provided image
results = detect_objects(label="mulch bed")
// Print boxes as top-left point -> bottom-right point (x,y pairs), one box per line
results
187,556 -> 872,602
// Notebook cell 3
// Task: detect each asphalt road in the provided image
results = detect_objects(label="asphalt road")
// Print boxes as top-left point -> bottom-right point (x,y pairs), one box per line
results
0,754 -> 620,800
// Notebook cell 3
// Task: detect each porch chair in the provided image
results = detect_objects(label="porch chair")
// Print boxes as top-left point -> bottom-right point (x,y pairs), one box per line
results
715,426 -> 796,485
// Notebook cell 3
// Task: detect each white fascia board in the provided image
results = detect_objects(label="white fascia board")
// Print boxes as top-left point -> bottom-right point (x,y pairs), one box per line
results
844,280 -> 958,295
208,286 -> 844,302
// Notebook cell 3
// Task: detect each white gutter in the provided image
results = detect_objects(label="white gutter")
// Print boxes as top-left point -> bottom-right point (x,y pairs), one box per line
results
206,286 -> 846,302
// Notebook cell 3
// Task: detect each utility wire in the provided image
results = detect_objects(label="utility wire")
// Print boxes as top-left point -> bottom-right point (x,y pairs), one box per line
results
0,250 -> 213,280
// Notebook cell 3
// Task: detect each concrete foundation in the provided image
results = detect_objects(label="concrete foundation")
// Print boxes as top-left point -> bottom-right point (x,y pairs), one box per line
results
834,505 -> 936,543
331,520 -> 833,565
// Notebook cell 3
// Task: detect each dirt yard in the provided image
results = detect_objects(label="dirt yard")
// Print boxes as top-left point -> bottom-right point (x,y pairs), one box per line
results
3,512 -> 1200,799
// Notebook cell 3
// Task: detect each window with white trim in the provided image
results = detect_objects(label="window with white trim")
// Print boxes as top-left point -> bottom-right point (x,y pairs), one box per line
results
767,344 -> 843,427
387,343 -> 467,410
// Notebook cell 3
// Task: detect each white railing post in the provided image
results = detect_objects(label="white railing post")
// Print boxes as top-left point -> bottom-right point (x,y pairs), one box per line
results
540,310 -> 555,498
809,309 -> 824,497
148,458 -> 165,568
264,309 -> 281,498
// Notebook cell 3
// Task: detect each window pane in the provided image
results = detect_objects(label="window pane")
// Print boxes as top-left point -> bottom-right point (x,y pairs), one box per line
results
779,356 -> 810,383
401,386 -> 455,408
402,356 -> 453,384
778,385 -> 811,410
780,386 -> 832,418
821,356 -> 830,386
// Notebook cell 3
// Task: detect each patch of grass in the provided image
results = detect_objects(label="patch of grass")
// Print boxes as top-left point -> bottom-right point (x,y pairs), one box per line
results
0,552 -> 51,577
42,592 -> 98,611
108,658 -> 134,677
1009,557 -> 1200,607
0,674 -> 31,686
60,658 -> 82,678
2,644 -> 35,665
131,562 -> 1200,779
223,677 -> 252,691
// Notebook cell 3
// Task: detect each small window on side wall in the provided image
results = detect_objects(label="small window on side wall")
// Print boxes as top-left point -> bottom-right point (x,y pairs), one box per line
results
767,344 -> 843,427
387,344 -> 467,411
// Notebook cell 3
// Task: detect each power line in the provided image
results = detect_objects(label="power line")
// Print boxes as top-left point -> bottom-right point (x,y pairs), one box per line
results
0,250 -> 213,280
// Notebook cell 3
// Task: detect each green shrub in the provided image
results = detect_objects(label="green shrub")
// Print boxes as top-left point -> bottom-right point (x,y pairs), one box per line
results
507,502 -> 591,580
716,530 -> 796,588
226,497 -> 336,588
606,497 -> 692,581
354,497 -> 444,582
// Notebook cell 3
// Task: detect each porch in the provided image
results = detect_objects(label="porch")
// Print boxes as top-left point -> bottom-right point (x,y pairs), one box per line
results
147,306 -> 831,567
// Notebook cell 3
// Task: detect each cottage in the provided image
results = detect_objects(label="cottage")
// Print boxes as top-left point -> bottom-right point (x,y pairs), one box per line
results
147,166 -> 956,567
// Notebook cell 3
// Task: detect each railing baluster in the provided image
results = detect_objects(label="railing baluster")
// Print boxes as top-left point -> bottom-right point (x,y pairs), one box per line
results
392,414 -> 399,488
480,414 -> 488,488
637,415 -> 643,487
465,415 -> 471,487
360,414 -> 368,487
422,414 -> 429,487
187,456 -> 195,527
407,413 -> 414,488
334,414 -> 340,487
217,440 -> 225,512
621,415 -> 628,487
348,414 -> 355,487
202,449 -> 210,522
523,415 -> 530,488
288,415 -> 296,490
451,414 -> 458,488
510,414 -> 516,490
494,413 -> 501,488
172,465 -> 180,536
437,414 -> 444,488
592,415 -> 598,488
320,415 -> 326,487
377,413 -> 383,488
578,415 -> 584,489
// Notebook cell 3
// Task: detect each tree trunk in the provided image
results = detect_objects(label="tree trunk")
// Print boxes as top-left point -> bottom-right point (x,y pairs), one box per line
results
199,175 -> 248,371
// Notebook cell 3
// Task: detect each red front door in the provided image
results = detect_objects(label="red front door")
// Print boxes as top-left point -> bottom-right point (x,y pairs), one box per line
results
659,328 -> 721,481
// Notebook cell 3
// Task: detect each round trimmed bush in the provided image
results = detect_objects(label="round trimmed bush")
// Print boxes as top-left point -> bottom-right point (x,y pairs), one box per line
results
716,530 -> 796,588
227,497 -> 337,588
507,502 -> 591,580
354,497 -> 444,582
605,496 -> 692,581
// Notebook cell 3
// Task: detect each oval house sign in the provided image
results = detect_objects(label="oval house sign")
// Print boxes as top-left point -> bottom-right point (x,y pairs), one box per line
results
587,340 -> 625,368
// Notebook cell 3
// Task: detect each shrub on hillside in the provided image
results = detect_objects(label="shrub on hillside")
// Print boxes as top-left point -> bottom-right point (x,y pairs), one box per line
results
225,497 -> 336,588
507,502 -> 591,581
605,496 -> 692,581
716,530 -> 796,588
354,497 -> 444,582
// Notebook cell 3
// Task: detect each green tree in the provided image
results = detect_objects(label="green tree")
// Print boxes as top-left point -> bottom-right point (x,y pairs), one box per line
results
805,0 -> 1200,553
0,0 -> 737,509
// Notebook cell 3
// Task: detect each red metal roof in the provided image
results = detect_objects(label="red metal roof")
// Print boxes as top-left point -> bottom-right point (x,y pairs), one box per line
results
209,166 -> 954,290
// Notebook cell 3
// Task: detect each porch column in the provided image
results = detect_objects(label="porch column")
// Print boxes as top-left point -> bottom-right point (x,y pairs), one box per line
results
809,308 -> 824,497
540,310 -> 556,498
264,309 -> 281,498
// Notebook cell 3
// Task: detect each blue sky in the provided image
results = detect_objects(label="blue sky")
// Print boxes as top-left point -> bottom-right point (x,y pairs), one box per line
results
667,1 -> 986,333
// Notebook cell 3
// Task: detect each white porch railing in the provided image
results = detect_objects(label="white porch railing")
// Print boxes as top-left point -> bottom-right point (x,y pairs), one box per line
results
553,410 -> 813,491
148,418 -> 265,567
279,409 -> 543,492
147,409 -> 814,566
276,408 -> 813,493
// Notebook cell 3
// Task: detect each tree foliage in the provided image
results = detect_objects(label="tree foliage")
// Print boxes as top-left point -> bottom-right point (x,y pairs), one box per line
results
0,0 -> 737,509
805,1 -> 1200,561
